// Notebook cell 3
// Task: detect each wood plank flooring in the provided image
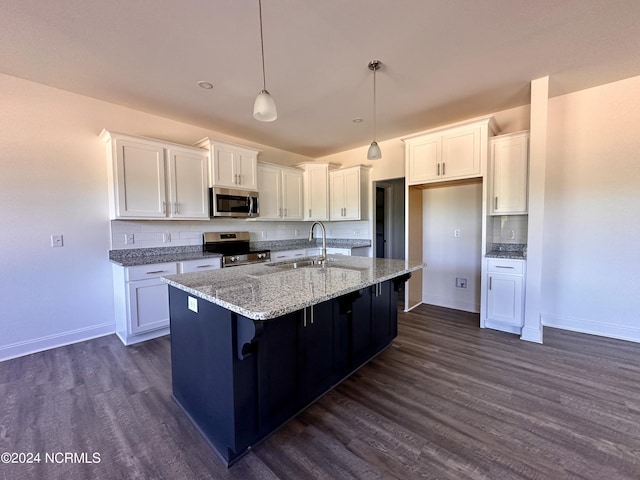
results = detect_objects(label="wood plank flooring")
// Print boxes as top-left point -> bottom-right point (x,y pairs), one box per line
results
2,304 -> 640,479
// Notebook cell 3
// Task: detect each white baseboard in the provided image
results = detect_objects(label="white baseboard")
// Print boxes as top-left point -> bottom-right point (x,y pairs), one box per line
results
0,322 -> 115,363
541,313 -> 640,344
422,294 -> 480,314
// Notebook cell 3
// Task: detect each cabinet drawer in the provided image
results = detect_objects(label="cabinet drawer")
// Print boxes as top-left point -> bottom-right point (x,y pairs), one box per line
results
271,249 -> 307,261
127,263 -> 177,281
487,258 -> 524,275
179,258 -> 221,273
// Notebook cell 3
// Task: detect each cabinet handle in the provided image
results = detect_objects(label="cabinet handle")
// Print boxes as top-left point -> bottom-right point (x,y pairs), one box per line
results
196,265 -> 213,269
495,196 -> 498,210
310,306 -> 314,325
496,265 -> 514,269
237,173 -> 241,185
442,162 -> 446,176
489,276 -> 492,290
308,209 -> 311,217
279,207 -> 282,217
303,308 -> 307,327
162,201 -> 166,214
146,270 -> 165,275
284,208 -> 288,217
437,163 -> 440,176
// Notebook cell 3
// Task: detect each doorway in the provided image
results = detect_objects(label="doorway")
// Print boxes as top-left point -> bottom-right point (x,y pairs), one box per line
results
373,178 -> 405,259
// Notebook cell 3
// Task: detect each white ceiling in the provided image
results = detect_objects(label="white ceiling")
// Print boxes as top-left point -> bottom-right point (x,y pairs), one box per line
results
3,0 -> 640,157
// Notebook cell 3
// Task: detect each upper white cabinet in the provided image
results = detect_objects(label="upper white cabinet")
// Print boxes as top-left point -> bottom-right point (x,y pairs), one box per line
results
489,131 -> 529,215
196,138 -> 259,191
329,165 -> 370,221
257,163 -> 304,220
404,116 -> 498,185
101,130 -> 209,220
299,163 -> 332,221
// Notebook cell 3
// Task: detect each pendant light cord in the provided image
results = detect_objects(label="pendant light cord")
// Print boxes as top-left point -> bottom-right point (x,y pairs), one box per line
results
373,64 -> 377,142
258,0 -> 267,91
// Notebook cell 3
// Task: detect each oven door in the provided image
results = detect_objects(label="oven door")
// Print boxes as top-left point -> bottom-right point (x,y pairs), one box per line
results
210,188 -> 259,218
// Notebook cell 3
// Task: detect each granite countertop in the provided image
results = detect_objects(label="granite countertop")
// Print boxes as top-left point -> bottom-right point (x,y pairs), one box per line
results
109,247 -> 222,267
485,243 -> 527,260
109,239 -> 371,267
163,255 -> 424,321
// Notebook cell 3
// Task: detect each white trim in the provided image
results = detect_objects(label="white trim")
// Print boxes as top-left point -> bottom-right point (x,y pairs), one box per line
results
422,296 -> 480,314
0,322 -> 115,362
542,314 -> 640,344
404,301 -> 423,313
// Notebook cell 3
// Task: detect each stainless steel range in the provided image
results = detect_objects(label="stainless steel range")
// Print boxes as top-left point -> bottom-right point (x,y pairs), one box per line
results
203,232 -> 270,267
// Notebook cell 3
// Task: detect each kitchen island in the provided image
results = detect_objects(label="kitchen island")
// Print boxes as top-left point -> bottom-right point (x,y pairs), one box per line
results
163,255 -> 423,466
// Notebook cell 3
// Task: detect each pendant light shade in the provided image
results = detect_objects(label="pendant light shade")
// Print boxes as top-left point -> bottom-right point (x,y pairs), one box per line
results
367,60 -> 382,160
367,141 -> 382,160
254,0 -> 277,122
254,89 -> 277,121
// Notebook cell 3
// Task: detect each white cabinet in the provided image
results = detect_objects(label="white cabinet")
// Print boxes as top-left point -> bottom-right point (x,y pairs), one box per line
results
101,130 -> 209,220
404,116 -> 498,185
178,258 -> 222,273
196,138 -> 259,190
329,165 -> 370,221
485,258 -> 525,334
299,163 -> 332,221
270,249 -> 308,262
112,262 -> 178,345
257,163 -> 303,220
489,132 -> 529,215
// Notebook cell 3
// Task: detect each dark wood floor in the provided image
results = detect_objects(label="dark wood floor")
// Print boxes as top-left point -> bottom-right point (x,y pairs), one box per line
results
2,304 -> 640,480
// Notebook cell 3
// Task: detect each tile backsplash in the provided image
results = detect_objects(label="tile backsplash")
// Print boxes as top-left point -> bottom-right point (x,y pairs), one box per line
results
110,219 -> 371,250
490,215 -> 528,244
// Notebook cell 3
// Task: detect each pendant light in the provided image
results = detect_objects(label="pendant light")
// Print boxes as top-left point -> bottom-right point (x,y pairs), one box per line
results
253,0 -> 277,122
367,60 -> 382,160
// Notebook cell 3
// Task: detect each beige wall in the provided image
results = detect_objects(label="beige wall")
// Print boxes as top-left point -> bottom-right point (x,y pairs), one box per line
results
542,75 -> 640,340
0,73 -> 311,360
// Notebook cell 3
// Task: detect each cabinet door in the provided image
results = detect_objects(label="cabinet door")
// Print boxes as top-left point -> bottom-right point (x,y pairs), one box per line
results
491,134 -> 529,215
257,311 -> 304,433
127,278 -> 171,334
211,145 -> 237,188
166,147 -> 209,219
302,300 -> 340,399
236,151 -> 258,190
487,274 -> 523,326
329,171 -> 345,220
371,281 -> 396,352
342,167 -> 361,220
408,135 -> 440,184
281,169 -> 304,220
441,126 -> 481,180
257,164 -> 282,219
115,139 -> 167,218
303,164 -> 329,220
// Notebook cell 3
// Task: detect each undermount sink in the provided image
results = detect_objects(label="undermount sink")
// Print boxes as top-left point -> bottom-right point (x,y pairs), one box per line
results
266,258 -> 327,269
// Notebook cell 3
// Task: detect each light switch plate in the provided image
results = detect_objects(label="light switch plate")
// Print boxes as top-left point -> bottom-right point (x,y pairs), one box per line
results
51,234 -> 64,247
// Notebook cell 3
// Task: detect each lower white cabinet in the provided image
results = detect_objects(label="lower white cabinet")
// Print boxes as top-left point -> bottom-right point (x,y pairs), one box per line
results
485,258 -> 525,334
113,258 -> 221,345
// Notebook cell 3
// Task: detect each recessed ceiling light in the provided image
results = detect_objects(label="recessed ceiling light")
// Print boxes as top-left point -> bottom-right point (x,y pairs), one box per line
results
197,81 -> 214,89
352,118 -> 364,123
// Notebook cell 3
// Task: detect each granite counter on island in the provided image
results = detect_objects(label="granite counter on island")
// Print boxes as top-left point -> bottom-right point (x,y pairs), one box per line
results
163,255 -> 423,466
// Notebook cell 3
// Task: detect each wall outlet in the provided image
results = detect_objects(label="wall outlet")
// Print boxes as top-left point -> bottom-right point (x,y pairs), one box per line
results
456,277 -> 467,288
188,296 -> 198,313
125,233 -> 135,245
454,229 -> 461,238
163,233 -> 171,243
51,234 -> 64,247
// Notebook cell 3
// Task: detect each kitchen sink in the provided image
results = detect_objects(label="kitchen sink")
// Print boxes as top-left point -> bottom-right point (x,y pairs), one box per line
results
265,258 -> 327,269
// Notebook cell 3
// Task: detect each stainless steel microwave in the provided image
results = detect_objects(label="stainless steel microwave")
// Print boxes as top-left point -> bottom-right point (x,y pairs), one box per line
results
209,187 -> 259,218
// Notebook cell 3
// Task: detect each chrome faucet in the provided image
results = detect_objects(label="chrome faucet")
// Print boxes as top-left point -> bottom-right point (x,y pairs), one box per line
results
308,221 -> 327,264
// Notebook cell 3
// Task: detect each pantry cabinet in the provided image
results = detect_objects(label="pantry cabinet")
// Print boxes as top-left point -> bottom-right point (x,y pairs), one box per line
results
403,116 -> 498,185
329,165 -> 370,221
485,258 -> 525,334
196,138 -> 259,191
257,163 -> 304,220
101,130 -> 209,220
489,132 -> 529,215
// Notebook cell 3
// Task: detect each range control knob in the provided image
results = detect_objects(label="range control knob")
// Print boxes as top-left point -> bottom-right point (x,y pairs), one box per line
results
257,253 -> 267,259
229,256 -> 238,263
